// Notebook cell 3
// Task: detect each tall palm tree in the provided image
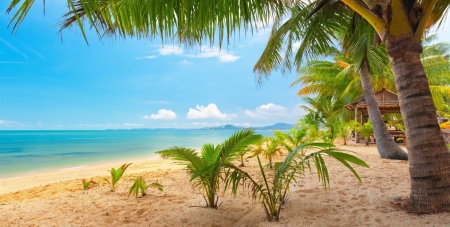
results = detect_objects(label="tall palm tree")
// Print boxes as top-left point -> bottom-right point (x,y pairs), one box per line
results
6,0 -> 450,212
253,1 -> 450,211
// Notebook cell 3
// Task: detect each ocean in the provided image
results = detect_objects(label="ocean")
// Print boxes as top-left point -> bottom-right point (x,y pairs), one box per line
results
0,130 -> 275,178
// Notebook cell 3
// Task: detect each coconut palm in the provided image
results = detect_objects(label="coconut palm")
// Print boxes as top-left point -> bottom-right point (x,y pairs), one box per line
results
6,0 -> 450,213
252,1 -> 450,211
226,142 -> 369,221
299,96 -> 348,143
157,129 -> 262,209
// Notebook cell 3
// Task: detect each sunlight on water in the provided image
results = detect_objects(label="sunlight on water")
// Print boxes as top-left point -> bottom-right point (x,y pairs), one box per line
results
0,130 -> 274,177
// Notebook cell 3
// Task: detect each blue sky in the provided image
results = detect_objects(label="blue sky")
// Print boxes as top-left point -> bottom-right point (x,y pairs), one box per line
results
1,2 -> 449,130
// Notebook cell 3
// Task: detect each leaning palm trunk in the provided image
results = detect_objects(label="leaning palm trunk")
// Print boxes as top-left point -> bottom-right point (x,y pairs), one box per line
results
360,60 -> 408,160
386,35 -> 450,211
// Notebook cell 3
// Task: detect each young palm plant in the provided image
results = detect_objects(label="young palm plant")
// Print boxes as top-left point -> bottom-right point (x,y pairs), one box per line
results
129,176 -> 164,198
249,137 -> 283,169
273,128 -> 307,153
359,122 -> 374,146
225,143 -> 369,221
157,129 -> 262,209
102,163 -> 132,192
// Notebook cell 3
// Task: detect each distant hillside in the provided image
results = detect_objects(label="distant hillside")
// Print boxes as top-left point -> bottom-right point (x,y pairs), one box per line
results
199,123 -> 293,130
199,124 -> 244,130
255,123 -> 293,130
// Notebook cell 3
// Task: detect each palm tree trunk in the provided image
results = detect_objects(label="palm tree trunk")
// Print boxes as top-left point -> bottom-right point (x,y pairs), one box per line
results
386,35 -> 450,212
360,60 -> 408,160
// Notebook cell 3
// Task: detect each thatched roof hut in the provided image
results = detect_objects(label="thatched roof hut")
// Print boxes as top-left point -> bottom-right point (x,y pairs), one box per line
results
344,88 -> 400,114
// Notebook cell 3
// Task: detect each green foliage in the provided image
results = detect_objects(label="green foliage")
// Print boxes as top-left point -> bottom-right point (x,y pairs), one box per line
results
359,122 -> 374,146
129,176 -> 164,198
273,128 -> 307,153
102,163 -> 132,192
249,137 -> 283,169
82,179 -> 98,190
225,143 -> 369,221
157,129 -> 263,209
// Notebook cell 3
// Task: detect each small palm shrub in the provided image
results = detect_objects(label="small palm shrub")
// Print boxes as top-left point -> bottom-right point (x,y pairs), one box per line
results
359,121 -> 374,146
249,137 -> 283,168
157,129 -> 263,209
129,176 -> 164,197
102,163 -> 132,192
82,179 -> 99,190
225,143 -> 369,221
274,128 -> 307,153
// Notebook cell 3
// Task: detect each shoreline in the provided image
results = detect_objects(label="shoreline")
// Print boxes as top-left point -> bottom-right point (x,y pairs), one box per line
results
2,143 -> 450,226
0,152 -> 161,180
0,153 -> 161,194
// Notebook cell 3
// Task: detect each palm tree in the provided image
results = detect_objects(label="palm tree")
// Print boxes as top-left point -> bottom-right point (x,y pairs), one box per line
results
156,129 -> 262,209
253,1 -> 450,210
299,96 -> 348,143
6,0 -> 450,212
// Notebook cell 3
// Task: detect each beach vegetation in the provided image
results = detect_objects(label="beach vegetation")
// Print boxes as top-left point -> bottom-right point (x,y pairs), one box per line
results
226,143 -> 369,221
102,163 -> 132,192
8,0 -> 450,213
82,179 -> 99,190
249,137 -> 283,169
273,128 -> 307,153
129,176 -> 163,198
358,122 -> 374,146
157,129 -> 263,209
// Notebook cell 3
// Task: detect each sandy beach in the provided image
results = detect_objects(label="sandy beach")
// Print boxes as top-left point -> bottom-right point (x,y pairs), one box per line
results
1,142 -> 449,227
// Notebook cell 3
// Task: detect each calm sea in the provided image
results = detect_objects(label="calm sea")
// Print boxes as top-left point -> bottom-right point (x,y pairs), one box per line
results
0,130 -> 274,178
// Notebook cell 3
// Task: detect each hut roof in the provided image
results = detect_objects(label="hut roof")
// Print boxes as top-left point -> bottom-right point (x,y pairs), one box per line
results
344,88 -> 400,113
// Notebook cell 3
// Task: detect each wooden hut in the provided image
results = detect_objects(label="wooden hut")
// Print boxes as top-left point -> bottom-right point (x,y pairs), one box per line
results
344,88 -> 404,143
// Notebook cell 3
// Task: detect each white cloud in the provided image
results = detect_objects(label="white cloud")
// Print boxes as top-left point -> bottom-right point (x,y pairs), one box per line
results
135,55 -> 157,60
187,103 -> 229,119
191,122 -> 222,126
0,119 -> 24,126
187,47 -> 240,62
180,60 -> 191,64
245,103 -> 290,118
158,46 -> 183,55
144,109 -> 177,120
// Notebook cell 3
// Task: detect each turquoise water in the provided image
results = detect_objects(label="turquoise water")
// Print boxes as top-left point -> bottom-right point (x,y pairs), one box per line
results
0,130 -> 274,178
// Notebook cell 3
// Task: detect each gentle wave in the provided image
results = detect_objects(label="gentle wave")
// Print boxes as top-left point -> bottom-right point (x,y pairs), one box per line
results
60,166 -> 87,171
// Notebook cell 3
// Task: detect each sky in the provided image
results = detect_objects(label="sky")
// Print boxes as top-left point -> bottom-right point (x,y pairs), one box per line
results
1,2 -> 449,130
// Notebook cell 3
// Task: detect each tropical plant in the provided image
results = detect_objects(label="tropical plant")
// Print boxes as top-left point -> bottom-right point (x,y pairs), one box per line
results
249,137 -> 284,169
102,163 -> 132,192
225,143 -> 369,221
7,0 -> 450,213
234,147 -> 253,167
157,129 -> 262,209
336,121 -> 352,145
252,0 -> 450,211
129,176 -> 164,198
273,128 -> 307,153
82,179 -> 98,190
358,121 -> 374,146
299,96 -> 348,144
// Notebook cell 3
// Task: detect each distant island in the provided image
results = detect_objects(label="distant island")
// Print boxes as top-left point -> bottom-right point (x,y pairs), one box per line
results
199,123 -> 294,130
107,123 -> 294,131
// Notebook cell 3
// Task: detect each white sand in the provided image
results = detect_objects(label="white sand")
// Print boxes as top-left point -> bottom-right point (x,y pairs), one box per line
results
0,142 -> 449,226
